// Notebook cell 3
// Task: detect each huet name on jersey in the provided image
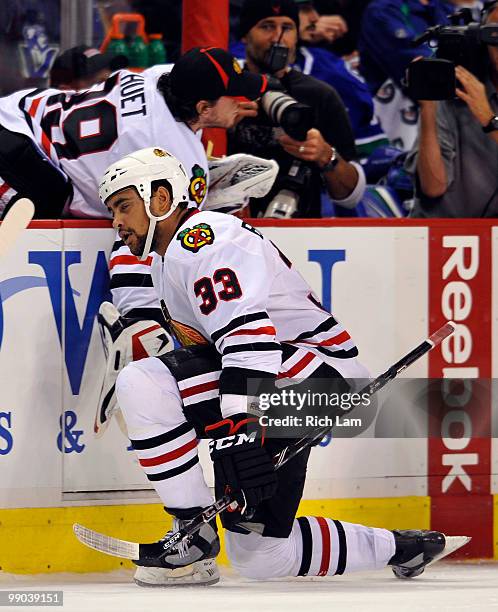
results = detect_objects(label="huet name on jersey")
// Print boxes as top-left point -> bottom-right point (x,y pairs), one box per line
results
120,73 -> 147,118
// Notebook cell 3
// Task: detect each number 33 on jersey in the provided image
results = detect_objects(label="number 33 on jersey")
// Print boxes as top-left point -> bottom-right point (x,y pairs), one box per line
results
152,210 -> 362,384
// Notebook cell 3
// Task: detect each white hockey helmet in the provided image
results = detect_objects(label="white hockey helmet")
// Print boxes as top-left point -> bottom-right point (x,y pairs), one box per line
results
99,147 -> 190,260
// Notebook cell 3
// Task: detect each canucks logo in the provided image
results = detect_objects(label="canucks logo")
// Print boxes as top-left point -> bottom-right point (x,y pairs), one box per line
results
189,164 -> 207,205
177,223 -> 214,253
18,24 -> 58,79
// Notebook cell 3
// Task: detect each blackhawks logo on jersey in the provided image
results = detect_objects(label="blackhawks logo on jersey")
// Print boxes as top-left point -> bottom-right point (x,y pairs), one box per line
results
189,164 -> 207,205
233,58 -> 242,74
177,223 -> 214,253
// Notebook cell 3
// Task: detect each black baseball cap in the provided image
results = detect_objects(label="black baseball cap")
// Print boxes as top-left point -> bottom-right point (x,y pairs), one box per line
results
170,47 -> 267,103
50,45 -> 128,86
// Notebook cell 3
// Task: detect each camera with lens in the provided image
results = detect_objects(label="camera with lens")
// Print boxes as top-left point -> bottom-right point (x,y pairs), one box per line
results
258,77 -> 314,218
406,8 -> 498,100
260,76 -> 315,141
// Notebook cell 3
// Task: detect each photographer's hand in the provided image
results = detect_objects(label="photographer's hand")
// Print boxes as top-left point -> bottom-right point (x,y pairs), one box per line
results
455,66 -> 494,128
278,128 -> 331,165
279,128 -> 360,202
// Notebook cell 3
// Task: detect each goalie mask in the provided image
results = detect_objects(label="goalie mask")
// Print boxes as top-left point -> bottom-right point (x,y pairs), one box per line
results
99,147 -> 190,260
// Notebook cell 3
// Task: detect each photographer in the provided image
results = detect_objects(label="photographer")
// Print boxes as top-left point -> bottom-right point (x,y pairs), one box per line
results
229,0 -> 365,217
406,2 -> 498,217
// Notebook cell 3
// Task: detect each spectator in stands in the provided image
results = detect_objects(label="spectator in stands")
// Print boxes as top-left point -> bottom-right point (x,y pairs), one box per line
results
358,0 -> 482,150
358,0 -> 451,96
229,0 -> 365,217
295,0 -> 388,158
49,45 -> 128,90
312,0 -> 372,56
297,0 -> 349,45
358,0 -> 451,150
405,2 -> 498,216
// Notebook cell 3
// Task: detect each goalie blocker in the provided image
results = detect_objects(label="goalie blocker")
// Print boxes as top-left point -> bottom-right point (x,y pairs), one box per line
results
95,301 -> 173,437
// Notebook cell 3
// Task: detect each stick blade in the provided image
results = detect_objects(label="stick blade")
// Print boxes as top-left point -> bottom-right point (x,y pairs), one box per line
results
428,321 -> 456,347
0,198 -> 35,259
73,523 -> 139,560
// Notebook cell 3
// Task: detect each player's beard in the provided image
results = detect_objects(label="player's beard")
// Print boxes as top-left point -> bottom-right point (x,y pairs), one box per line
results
127,226 -> 158,257
123,230 -> 146,257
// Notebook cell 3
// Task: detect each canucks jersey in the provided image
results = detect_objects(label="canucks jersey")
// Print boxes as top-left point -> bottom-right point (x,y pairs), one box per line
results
0,68 -> 208,218
151,209 -> 368,397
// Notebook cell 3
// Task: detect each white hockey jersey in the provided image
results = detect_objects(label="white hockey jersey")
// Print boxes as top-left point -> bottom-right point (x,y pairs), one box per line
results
151,210 -> 368,397
0,68 -> 208,218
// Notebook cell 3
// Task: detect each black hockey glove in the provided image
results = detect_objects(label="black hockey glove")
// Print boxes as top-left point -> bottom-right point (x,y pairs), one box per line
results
206,413 -> 277,525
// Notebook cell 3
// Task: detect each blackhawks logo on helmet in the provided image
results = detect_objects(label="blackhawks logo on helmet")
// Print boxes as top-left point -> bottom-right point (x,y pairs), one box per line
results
189,164 -> 207,205
177,223 -> 214,253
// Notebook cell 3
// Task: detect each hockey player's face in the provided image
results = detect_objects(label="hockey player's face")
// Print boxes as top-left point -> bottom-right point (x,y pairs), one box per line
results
244,17 -> 298,69
107,187 -> 151,256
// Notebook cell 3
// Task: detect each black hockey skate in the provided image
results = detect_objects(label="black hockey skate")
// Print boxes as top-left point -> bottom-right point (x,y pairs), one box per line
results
388,529 -> 468,579
133,507 -> 220,587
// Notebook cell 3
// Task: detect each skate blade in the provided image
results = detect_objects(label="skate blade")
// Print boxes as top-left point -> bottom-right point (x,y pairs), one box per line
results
427,535 -> 471,568
73,523 -> 139,559
134,559 -> 220,587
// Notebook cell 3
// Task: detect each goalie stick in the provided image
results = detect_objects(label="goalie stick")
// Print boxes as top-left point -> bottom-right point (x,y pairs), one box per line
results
74,321 -> 456,563
0,198 -> 35,259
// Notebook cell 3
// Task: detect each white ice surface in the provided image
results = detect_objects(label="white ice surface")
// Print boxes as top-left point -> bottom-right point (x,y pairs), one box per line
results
1,563 -> 497,612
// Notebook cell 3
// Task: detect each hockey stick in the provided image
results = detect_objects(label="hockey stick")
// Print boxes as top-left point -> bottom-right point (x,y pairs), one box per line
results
0,198 -> 35,259
73,321 -> 455,562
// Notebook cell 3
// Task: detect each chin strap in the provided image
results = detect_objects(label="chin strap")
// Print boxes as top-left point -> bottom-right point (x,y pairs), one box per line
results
139,193 -> 178,261
140,216 -> 157,261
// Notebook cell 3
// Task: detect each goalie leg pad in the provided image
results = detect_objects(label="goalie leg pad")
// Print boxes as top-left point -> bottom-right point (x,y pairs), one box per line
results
203,154 -> 279,213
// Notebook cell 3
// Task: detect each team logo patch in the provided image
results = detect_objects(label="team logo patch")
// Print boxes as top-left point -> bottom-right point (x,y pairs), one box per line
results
189,164 -> 207,205
153,148 -> 169,157
233,59 -> 242,74
177,223 -> 214,253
